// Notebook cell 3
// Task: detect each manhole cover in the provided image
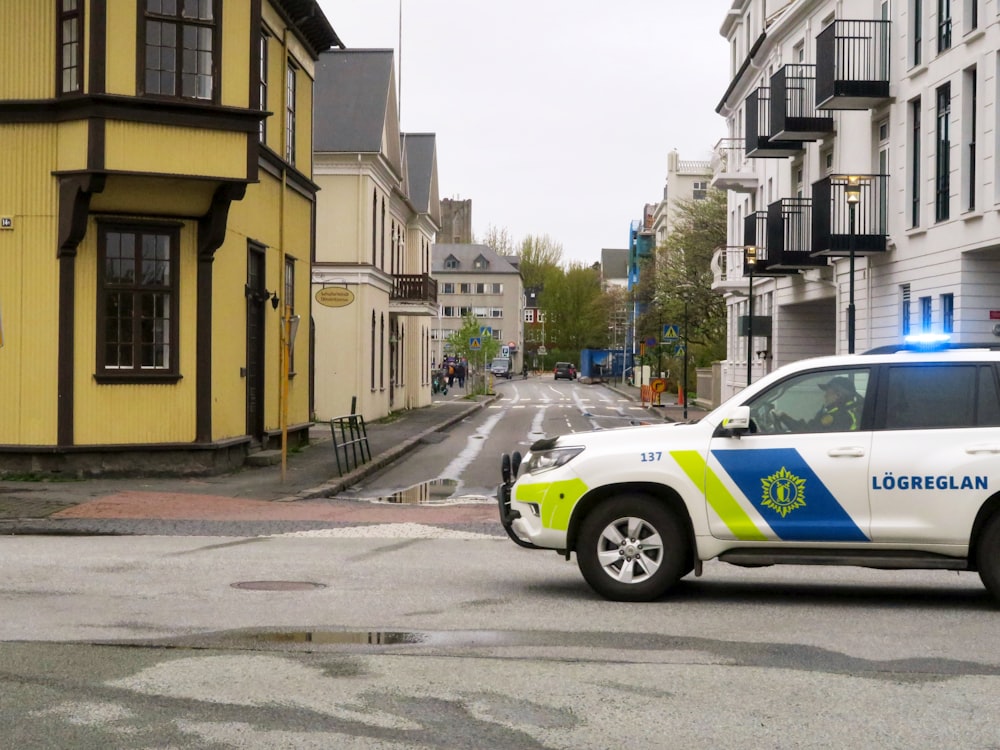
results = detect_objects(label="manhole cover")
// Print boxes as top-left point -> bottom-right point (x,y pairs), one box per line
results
231,581 -> 326,591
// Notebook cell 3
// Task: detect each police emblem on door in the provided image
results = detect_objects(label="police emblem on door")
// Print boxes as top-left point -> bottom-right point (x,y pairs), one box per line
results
760,467 -> 806,518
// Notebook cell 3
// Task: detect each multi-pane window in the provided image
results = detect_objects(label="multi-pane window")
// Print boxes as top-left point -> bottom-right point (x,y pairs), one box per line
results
693,181 -> 708,200
444,257 -> 459,269
98,225 -> 178,377
258,29 -> 269,143
935,83 -> 951,222
143,0 -> 216,100
58,0 -> 82,95
963,66 -> 977,211
285,59 -> 297,163
942,293 -> 955,333
912,0 -> 923,66
440,283 -> 455,294
524,309 -> 535,323
920,296 -> 933,331
910,97 -> 921,227
938,0 -> 952,52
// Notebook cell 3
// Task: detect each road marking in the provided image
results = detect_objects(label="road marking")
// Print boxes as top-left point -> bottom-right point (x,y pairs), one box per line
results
274,523 -> 501,539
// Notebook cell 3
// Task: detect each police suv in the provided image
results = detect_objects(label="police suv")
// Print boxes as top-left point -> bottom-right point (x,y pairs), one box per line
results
498,341 -> 1000,602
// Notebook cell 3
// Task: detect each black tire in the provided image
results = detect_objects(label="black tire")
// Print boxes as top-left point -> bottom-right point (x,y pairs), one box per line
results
576,494 -> 690,602
977,512 -> 1000,602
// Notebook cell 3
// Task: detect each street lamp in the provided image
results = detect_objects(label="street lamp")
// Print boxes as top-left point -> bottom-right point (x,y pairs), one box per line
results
844,175 -> 861,354
682,296 -> 689,420
744,245 -> 756,387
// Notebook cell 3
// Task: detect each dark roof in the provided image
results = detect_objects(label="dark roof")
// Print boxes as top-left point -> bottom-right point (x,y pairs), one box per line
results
275,0 -> 343,57
431,244 -> 521,274
314,49 -> 393,152
402,133 -> 435,213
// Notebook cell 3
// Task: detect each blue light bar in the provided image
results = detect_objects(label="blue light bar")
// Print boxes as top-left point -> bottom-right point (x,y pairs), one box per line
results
903,333 -> 951,348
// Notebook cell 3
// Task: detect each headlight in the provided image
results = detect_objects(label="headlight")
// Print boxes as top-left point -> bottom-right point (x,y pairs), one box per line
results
522,446 -> 584,474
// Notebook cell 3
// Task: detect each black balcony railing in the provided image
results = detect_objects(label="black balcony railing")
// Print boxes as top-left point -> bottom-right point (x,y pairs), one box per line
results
390,273 -> 438,304
810,175 -> 888,257
742,211 -> 794,276
816,19 -> 890,110
745,88 -> 805,158
770,64 -> 834,140
766,198 -> 827,269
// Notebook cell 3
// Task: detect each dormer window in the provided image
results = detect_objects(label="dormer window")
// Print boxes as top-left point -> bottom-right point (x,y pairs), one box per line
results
142,0 -> 218,101
473,255 -> 489,270
444,255 -> 459,269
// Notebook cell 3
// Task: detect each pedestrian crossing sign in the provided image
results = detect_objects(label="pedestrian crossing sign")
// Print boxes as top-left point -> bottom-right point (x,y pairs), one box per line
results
469,337 -> 482,350
662,324 -> 679,341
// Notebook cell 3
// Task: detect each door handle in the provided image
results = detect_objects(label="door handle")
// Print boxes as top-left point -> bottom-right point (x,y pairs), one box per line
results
965,444 -> 1000,455
827,447 -> 866,457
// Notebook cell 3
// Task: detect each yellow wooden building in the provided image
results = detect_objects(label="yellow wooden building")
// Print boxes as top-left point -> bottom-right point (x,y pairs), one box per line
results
0,1 -> 339,475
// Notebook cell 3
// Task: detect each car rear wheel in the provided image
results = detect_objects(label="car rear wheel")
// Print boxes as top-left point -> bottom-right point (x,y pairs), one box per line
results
976,512 -> 1000,603
577,494 -> 689,602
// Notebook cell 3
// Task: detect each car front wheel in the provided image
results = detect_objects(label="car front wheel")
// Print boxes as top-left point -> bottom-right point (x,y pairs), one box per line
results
577,494 -> 689,602
976,512 -> 1000,604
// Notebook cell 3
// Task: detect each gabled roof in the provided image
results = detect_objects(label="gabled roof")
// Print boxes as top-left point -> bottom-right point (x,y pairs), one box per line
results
401,133 -> 439,218
314,49 -> 399,159
432,244 -> 521,274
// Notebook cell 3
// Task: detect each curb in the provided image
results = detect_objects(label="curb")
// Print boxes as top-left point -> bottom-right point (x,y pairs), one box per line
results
276,396 -> 497,502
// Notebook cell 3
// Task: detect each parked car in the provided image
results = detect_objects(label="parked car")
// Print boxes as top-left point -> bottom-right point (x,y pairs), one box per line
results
553,362 -> 576,380
499,339 -> 1000,602
490,357 -> 513,379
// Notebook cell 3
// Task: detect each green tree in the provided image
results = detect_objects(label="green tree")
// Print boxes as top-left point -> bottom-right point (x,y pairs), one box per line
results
445,313 -> 500,364
652,190 -> 728,390
540,263 -> 605,362
516,234 -> 563,292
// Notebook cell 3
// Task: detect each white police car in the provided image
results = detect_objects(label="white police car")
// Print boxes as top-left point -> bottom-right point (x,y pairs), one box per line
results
498,340 -> 1000,601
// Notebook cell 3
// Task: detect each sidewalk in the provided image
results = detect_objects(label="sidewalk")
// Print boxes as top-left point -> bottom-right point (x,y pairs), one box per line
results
0,394 -> 494,524
0,382 -> 706,527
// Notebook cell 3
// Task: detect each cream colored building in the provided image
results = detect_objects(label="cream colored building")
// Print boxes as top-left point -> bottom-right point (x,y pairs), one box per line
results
312,49 -> 440,421
431,244 -> 524,371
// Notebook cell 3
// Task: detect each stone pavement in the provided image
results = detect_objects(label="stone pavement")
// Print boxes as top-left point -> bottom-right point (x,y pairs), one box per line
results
0,383 -> 707,532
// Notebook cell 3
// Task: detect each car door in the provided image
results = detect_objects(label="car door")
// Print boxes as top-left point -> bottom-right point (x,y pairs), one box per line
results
705,367 -> 873,543
868,362 -> 1000,545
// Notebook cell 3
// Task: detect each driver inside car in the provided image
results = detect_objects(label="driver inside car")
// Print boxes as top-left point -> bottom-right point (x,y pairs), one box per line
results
773,376 -> 862,432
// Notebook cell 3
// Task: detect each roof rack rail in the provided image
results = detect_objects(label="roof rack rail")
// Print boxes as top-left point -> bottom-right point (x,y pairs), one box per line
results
862,342 -> 1000,354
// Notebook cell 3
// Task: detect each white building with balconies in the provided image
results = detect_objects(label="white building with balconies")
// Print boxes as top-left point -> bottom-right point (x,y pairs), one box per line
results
711,0 -> 1000,402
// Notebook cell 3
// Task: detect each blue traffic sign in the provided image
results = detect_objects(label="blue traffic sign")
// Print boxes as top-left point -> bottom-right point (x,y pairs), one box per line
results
469,337 -> 482,350
480,326 -> 493,337
662,324 -> 680,340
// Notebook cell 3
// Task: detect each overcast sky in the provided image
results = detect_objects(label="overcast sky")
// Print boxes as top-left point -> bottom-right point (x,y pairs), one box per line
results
316,1 -> 732,266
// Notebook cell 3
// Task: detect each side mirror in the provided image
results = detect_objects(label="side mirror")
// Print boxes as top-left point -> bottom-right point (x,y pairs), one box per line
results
511,451 -> 522,478
721,405 -> 751,434
501,453 -> 511,483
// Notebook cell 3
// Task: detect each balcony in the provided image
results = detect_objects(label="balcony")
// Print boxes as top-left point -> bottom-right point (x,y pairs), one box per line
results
743,212 -> 796,276
810,175 -> 888,257
770,65 -> 834,141
389,273 -> 438,315
745,88 -> 805,158
766,199 -> 828,270
711,245 -> 751,293
816,20 -> 891,110
710,138 -> 757,193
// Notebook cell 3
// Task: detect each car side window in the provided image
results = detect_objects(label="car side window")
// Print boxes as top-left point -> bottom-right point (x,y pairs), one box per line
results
747,368 -> 869,435
979,366 -> 1000,426
884,365 -> 976,429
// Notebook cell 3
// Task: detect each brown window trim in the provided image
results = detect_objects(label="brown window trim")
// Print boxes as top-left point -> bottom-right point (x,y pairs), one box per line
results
137,0 -> 221,104
57,0 -> 84,96
95,220 -> 181,382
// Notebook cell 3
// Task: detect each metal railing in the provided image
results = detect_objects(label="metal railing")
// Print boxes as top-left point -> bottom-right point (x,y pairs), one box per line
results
329,399 -> 371,477
816,19 -> 890,107
391,273 -> 438,304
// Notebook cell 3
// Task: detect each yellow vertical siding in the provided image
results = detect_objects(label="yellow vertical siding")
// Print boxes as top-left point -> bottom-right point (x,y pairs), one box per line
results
104,122 -> 247,179
105,1 -> 138,96
0,5 -> 52,99
0,125 -> 60,444
221,3 -> 251,109
73,222 -> 198,445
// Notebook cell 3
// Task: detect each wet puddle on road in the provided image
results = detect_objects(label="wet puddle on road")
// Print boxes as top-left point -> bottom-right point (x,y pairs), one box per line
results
340,478 -> 493,506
